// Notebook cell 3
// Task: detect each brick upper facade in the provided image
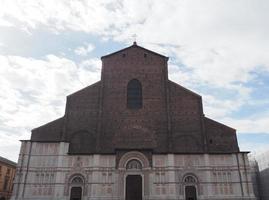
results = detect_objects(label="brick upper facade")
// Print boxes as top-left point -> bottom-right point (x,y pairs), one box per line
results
31,43 -> 239,154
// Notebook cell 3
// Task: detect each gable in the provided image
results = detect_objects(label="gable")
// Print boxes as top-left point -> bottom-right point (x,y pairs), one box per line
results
101,42 -> 168,61
169,81 -> 204,152
31,117 -> 63,141
204,117 -> 239,153
29,43 -> 241,154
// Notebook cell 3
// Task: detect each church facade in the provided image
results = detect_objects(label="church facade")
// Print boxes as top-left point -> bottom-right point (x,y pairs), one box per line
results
12,43 -> 256,200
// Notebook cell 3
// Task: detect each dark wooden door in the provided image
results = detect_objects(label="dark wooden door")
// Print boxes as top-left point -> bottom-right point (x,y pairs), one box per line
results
126,175 -> 142,200
185,186 -> 197,200
70,187 -> 82,200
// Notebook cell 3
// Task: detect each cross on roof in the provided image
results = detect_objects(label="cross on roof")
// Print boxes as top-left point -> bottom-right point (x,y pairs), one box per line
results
132,34 -> 137,45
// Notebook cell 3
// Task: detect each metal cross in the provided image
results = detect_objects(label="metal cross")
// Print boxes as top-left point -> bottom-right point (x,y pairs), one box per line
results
132,34 -> 137,43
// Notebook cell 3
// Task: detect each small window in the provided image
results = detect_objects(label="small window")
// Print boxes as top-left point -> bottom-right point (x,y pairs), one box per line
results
127,79 -> 142,109
122,53 -> 126,58
3,177 -> 9,191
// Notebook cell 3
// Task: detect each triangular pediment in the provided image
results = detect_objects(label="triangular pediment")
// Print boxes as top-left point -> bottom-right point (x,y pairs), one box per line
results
101,42 -> 169,60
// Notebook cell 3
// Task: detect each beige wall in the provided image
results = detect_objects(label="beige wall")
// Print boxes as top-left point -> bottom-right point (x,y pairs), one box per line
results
12,141 -> 256,200
0,159 -> 16,200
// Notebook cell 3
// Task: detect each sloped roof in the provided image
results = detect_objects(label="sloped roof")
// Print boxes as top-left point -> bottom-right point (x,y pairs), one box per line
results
101,42 -> 169,60
31,117 -> 63,141
0,156 -> 17,167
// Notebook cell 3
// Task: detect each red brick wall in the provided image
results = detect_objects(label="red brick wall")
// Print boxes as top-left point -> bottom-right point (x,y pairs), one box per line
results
100,46 -> 169,152
168,81 -> 205,152
204,117 -> 239,152
65,82 -> 100,143
31,45 -> 239,154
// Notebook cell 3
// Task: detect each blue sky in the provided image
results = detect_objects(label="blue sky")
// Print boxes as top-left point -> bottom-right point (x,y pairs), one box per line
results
0,0 -> 269,161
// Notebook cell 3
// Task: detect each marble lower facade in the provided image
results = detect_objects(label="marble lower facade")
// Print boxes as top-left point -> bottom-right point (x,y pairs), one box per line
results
11,141 -> 256,200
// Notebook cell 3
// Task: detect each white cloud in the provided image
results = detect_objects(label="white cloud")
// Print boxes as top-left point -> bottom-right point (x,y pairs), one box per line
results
1,0 -> 269,160
0,54 -> 101,161
1,0 -> 269,87
222,115 -> 269,134
0,18 -> 13,27
78,58 -> 101,84
241,141 -> 269,158
74,43 -> 95,56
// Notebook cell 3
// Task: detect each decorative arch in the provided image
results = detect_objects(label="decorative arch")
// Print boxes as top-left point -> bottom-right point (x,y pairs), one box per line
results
71,176 -> 84,184
127,79 -> 142,109
113,126 -> 157,149
184,175 -> 197,184
126,159 -> 143,170
173,135 -> 201,152
69,173 -> 85,185
118,151 -> 150,169
182,173 -> 199,184
68,174 -> 86,200
69,130 -> 96,153
182,173 -> 199,200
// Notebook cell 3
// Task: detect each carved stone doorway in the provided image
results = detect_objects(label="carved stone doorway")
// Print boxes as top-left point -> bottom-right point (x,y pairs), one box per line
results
126,175 -> 142,200
70,187 -> 82,200
185,185 -> 197,200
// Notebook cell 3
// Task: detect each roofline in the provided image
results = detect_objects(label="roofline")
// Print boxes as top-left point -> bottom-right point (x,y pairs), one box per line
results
101,43 -> 169,60
67,81 -> 101,98
31,117 -> 64,132
204,116 -> 236,131
168,80 -> 202,98
240,151 -> 251,154
0,156 -> 17,167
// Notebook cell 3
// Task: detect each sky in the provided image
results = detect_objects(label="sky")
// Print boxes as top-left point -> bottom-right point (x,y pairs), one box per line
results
0,0 -> 269,162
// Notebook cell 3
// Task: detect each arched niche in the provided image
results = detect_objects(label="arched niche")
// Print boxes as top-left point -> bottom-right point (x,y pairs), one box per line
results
68,174 -> 86,200
118,151 -> 150,170
127,79 -> 142,109
182,174 -> 199,200
69,130 -> 96,153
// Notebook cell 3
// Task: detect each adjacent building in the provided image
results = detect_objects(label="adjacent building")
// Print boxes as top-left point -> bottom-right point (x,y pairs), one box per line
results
0,156 -> 16,200
11,43 -> 256,200
250,151 -> 269,200
249,160 -> 261,200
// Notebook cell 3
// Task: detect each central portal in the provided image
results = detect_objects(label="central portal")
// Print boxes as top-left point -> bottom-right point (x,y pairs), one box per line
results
70,187 -> 82,200
126,175 -> 142,200
185,186 -> 197,200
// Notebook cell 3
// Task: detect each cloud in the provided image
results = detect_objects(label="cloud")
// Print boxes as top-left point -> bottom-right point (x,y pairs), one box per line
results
0,54 -> 101,128
1,0 -> 269,160
0,0 -> 124,33
0,54 -> 101,161
74,43 -> 95,56
223,115 -> 269,134
1,0 -> 269,86
0,18 -> 13,27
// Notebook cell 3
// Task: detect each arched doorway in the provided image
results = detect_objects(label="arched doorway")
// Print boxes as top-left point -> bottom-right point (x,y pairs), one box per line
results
70,187 -> 82,200
118,152 -> 149,200
183,175 -> 198,200
125,159 -> 143,200
126,175 -> 142,200
69,176 -> 84,200
185,186 -> 197,200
